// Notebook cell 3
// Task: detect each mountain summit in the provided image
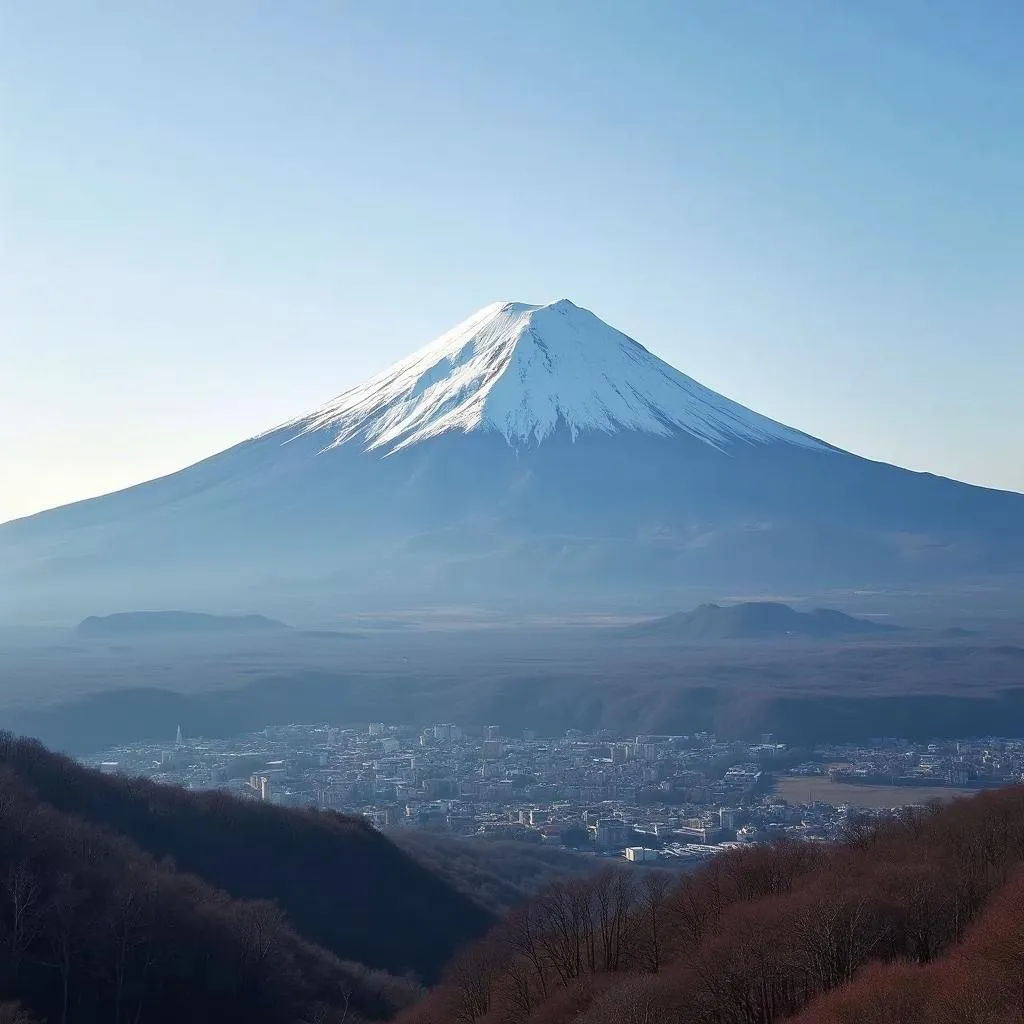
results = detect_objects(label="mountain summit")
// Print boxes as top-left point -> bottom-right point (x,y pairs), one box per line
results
288,299 -> 826,454
2,300 -> 1023,621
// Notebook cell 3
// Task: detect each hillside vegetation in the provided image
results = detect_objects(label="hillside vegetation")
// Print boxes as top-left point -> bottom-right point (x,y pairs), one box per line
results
0,734 -> 499,1023
5,733 -> 1024,1022
0,735 -> 492,982
398,786 -> 1024,1024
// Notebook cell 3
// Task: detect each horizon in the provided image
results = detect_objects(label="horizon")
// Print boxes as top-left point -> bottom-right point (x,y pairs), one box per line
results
5,2 -> 1024,521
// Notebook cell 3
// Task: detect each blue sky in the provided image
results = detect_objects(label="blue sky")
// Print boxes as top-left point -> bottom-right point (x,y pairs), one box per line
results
3,1 -> 1022,521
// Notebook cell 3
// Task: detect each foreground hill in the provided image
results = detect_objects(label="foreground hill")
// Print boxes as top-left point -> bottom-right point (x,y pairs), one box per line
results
627,601 -> 895,640
399,785 -> 1024,1024
3,300 -> 1023,623
0,734 -> 493,1022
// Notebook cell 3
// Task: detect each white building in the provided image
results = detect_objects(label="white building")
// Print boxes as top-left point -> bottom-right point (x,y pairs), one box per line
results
625,847 -> 659,863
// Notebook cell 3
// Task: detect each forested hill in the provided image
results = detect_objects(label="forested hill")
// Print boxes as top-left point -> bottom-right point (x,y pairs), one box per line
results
399,786 -> 1024,1024
0,733 -> 494,1023
8,734 -> 1024,1024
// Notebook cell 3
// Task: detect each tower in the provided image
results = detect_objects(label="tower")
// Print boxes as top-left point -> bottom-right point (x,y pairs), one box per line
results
175,724 -> 183,747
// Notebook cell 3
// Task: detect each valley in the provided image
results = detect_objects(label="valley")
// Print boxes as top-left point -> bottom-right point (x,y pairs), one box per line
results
3,618 -> 1024,754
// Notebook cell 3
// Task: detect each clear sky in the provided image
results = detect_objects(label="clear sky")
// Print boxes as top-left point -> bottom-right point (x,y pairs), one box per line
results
3,1 -> 1022,523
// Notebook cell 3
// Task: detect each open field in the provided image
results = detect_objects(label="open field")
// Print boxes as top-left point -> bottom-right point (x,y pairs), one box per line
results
773,775 -> 985,808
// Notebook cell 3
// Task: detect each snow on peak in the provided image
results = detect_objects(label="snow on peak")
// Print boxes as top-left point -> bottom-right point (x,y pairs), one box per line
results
286,299 -> 827,454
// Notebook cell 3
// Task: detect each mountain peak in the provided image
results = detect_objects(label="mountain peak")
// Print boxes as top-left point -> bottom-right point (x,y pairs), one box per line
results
286,299 -> 827,454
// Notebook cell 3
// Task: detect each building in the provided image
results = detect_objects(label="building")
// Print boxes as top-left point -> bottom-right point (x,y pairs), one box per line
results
594,818 -> 632,850
432,723 -> 463,742
486,725 -> 501,740
249,774 -> 271,801
676,818 -> 723,844
625,847 -> 659,863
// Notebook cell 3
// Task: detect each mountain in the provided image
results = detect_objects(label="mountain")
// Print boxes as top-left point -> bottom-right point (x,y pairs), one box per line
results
75,610 -> 289,637
3,299 -> 1023,621
627,601 -> 895,640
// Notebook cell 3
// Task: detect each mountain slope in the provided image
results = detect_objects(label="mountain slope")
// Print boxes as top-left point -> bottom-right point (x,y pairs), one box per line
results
0,735 -> 493,984
627,601 -> 895,640
0,734 -> 438,1023
2,299 -> 1023,621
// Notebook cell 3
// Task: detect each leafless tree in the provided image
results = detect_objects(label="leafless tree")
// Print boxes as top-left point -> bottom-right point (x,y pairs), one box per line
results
3,862 -> 41,967
637,870 -> 673,973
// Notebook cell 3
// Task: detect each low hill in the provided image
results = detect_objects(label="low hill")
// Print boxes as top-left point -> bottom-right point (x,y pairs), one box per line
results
400,786 -> 1024,1024
75,610 -> 289,637
627,601 -> 895,640
0,738 -> 426,1023
0,734 -> 494,1019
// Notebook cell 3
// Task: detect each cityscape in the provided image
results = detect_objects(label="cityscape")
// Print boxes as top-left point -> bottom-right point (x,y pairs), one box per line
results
85,723 -> 1024,866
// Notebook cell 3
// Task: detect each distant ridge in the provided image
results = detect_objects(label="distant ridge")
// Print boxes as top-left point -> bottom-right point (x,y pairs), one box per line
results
626,601 -> 895,640
75,610 -> 289,637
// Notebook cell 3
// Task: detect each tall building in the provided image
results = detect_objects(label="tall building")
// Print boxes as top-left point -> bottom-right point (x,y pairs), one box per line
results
594,819 -> 632,850
175,724 -> 183,747
249,775 -> 271,801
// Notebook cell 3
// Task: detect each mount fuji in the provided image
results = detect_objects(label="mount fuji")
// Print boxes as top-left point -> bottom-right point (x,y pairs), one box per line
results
3,299 -> 1023,621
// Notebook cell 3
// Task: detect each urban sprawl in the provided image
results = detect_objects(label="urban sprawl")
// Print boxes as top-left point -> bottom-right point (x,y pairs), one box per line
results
87,725 -> 1024,865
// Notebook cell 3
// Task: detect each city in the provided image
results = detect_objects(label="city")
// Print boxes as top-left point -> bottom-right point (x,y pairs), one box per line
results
84,723 -> 1024,866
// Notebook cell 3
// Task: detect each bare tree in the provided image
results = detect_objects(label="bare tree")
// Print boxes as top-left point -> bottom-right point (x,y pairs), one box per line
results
501,904 -> 550,999
40,873 -> 84,1024
442,938 -> 505,1024
637,870 -> 673,973
303,986 -> 354,1024
3,862 -> 41,967
104,873 -> 161,1024
591,870 -> 635,973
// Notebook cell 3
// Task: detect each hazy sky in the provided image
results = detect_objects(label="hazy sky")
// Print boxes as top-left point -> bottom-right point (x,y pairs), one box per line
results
3,1 -> 1022,523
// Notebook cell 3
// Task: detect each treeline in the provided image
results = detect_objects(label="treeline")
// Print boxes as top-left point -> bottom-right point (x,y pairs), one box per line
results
400,786 -> 1024,1023
0,734 -> 492,982
793,862 -> 1024,1023
0,756 -> 416,1023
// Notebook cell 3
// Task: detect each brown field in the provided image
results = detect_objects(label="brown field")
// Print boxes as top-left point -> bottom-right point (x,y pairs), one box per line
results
773,775 -> 984,809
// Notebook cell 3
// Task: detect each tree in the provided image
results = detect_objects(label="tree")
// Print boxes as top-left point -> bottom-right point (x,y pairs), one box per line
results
441,938 -> 504,1024
637,871 -> 673,973
2,862 -> 41,970
40,873 -> 85,1024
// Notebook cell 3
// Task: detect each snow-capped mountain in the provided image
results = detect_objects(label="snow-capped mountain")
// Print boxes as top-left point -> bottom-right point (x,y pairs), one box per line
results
286,300 -> 826,453
2,300 -> 1023,622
